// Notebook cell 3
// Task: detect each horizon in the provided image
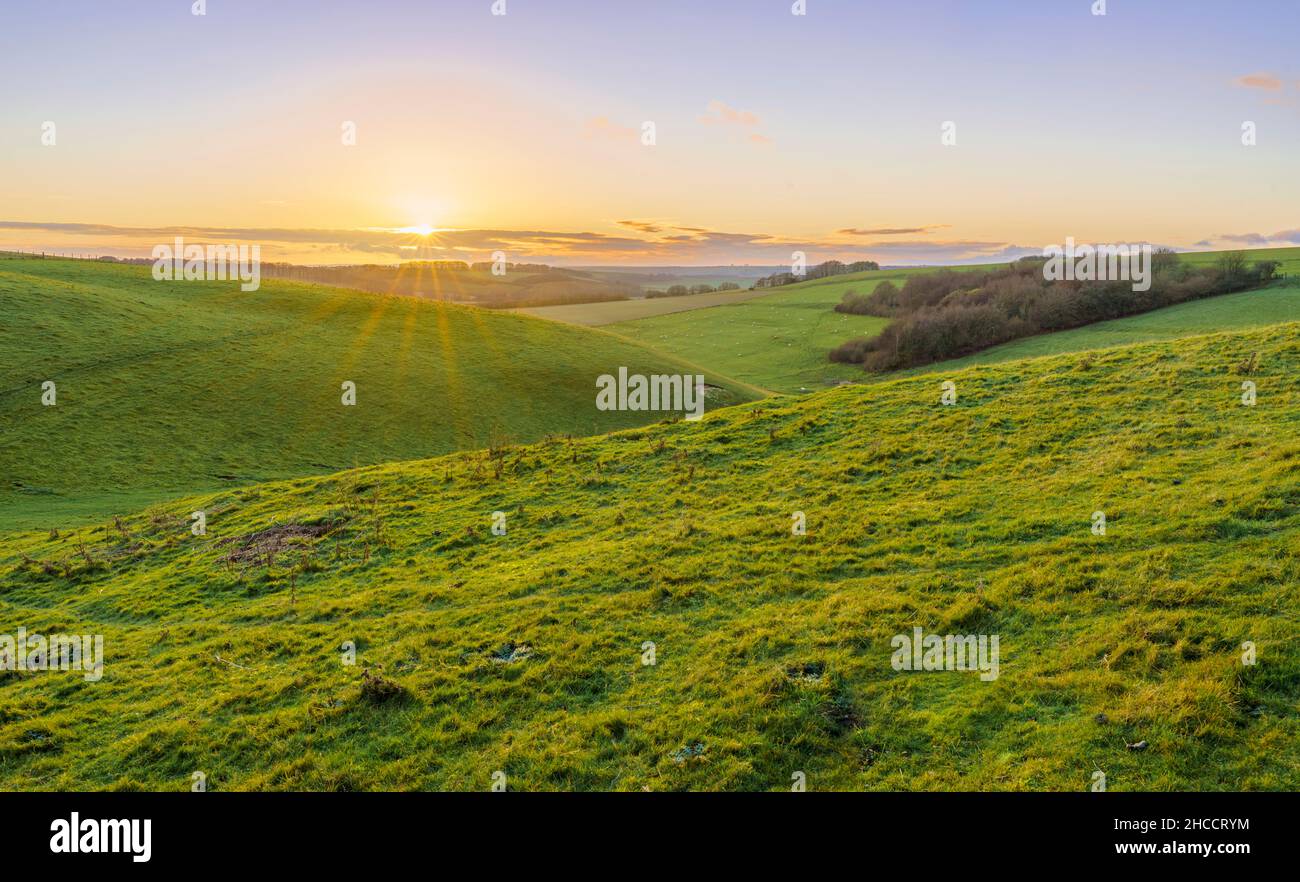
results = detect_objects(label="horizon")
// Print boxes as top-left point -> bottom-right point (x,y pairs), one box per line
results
3,239 -> 1290,272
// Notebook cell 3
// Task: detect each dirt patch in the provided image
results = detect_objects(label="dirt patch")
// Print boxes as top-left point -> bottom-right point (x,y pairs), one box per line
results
217,522 -> 338,567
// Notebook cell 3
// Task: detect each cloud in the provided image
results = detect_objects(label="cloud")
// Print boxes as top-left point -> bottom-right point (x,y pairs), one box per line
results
1221,232 -> 1272,245
1234,73 -> 1283,90
698,100 -> 761,127
848,239 -> 1040,262
617,220 -> 665,234
699,100 -> 772,145
0,219 -> 1075,267
0,220 -> 653,261
1204,228 -> 1300,246
837,225 -> 948,236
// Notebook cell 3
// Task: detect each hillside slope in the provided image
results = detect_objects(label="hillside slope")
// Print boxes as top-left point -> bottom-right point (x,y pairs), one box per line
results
0,324 -> 1296,790
607,265 -> 994,392
606,248 -> 1300,394
0,258 -> 761,529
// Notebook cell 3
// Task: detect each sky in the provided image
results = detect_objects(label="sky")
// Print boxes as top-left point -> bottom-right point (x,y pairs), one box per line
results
2,0 -> 1299,266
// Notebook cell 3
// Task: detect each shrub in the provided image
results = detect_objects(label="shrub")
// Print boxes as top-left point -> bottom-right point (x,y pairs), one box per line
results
830,251 -> 1277,371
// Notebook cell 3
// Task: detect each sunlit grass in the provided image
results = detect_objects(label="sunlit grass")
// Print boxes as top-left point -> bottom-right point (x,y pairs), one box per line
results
0,322 -> 1295,790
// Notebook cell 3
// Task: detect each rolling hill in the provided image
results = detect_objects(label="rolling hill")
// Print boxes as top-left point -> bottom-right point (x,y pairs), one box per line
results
605,265 -> 997,392
0,257 -> 762,529
604,248 -> 1300,394
259,260 -> 643,309
1,322 -> 1295,790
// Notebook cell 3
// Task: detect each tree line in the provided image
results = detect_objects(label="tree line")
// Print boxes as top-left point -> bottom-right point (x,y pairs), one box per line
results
753,259 -> 880,289
830,251 -> 1281,371
645,282 -> 742,298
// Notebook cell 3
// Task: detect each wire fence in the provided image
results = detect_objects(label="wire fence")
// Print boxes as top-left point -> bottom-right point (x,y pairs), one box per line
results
0,248 -> 125,262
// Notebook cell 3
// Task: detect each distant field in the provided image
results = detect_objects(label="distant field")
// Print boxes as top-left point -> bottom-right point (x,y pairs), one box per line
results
579,266 -> 782,294
514,286 -> 777,326
1179,246 -> 1300,276
0,258 -> 761,529
602,266 -> 993,393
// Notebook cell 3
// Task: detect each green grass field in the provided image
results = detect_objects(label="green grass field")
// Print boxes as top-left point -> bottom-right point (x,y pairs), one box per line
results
1,322 -> 1295,790
515,285 -> 777,326
0,258 -> 761,530
602,248 -> 1300,394
603,279 -> 895,393
604,265 -> 1004,393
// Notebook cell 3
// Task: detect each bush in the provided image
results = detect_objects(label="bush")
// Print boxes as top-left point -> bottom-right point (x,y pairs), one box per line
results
830,251 -> 1277,372
835,280 -> 903,316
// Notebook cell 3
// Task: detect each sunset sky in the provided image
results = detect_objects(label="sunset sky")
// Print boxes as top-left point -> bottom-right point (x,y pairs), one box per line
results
3,0 -> 1299,265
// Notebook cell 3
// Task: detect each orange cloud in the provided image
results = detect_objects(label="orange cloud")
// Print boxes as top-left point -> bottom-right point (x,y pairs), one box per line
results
1234,73 -> 1283,90
838,225 -> 949,236
617,220 -> 665,234
699,101 -> 772,145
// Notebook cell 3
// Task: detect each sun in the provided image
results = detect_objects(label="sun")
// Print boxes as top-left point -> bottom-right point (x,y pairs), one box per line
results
398,224 -> 437,237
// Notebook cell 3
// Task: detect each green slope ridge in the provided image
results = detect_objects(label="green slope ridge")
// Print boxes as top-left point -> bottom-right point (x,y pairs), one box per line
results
1,324 -> 1296,790
607,248 -> 1300,394
0,258 -> 761,529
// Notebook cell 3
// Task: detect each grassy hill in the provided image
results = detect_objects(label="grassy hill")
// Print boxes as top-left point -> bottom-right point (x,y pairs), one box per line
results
260,260 -> 644,309
605,265 -> 992,393
1,323 -> 1295,791
605,248 -> 1300,394
0,257 -> 761,529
